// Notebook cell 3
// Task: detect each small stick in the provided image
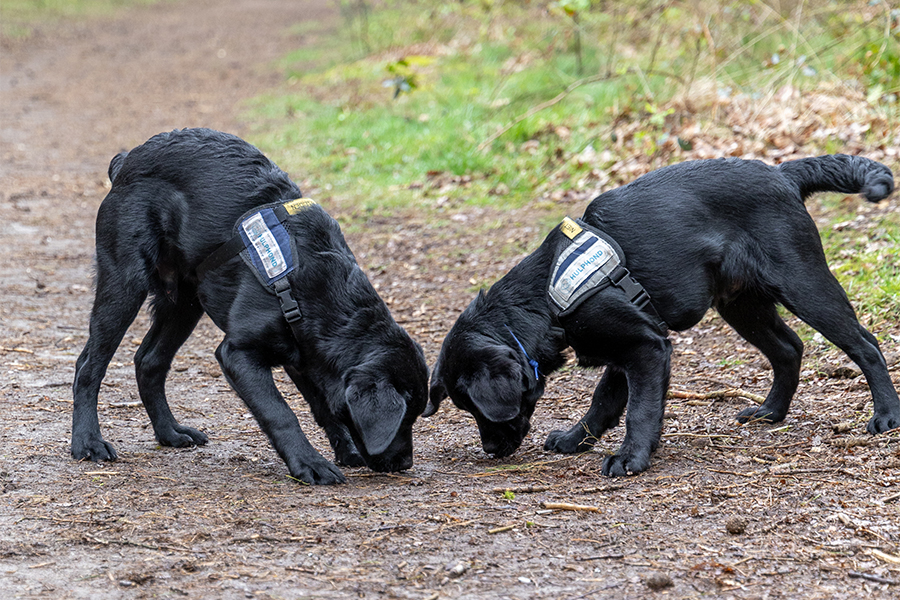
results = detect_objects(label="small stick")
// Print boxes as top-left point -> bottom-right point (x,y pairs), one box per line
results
575,554 -> 624,561
492,485 -> 551,494
879,490 -> 900,504
668,388 -> 765,405
541,502 -> 601,513
869,549 -> 900,565
488,524 -> 516,534
0,346 -> 34,354
848,571 -> 899,585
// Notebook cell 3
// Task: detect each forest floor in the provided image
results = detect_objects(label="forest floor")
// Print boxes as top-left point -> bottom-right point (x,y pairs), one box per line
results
1,1 -> 899,598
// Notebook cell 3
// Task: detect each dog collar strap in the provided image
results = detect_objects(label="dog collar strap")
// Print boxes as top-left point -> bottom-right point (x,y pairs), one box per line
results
505,325 -> 541,380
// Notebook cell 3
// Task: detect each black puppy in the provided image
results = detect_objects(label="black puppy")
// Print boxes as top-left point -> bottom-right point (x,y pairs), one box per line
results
427,155 -> 900,476
72,128 -> 428,484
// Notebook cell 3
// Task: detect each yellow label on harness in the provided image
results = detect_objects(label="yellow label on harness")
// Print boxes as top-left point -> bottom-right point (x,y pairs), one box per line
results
283,198 -> 317,214
560,217 -> 583,240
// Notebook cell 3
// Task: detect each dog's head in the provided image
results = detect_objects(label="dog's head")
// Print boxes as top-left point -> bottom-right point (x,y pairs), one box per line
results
339,332 -> 429,472
426,291 -> 562,457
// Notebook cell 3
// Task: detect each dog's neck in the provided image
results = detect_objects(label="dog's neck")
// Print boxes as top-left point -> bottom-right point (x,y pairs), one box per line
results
482,240 -> 569,377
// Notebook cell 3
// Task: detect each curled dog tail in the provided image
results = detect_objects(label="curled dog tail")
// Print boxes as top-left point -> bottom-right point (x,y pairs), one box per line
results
107,151 -> 128,185
778,154 -> 895,203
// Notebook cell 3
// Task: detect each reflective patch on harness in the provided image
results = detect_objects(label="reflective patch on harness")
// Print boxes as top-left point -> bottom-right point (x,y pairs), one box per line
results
549,224 -> 621,312
239,208 -> 294,285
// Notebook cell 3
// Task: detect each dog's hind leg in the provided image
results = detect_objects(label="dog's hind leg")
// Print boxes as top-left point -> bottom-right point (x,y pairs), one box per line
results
72,270 -> 148,462
134,292 -> 209,448
777,268 -> 900,434
544,365 -> 628,454
718,294 -> 804,426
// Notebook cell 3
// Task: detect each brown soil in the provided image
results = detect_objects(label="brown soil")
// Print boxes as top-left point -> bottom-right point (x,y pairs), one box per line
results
1,1 -> 899,598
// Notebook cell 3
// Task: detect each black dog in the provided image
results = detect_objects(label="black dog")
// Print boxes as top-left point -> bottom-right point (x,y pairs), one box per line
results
427,155 -> 899,476
72,128 -> 429,484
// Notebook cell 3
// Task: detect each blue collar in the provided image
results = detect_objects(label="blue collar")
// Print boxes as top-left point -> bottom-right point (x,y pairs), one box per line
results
505,325 -> 541,380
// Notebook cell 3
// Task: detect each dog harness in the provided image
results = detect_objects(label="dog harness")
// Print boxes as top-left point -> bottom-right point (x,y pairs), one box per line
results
196,198 -> 318,340
549,217 -> 667,332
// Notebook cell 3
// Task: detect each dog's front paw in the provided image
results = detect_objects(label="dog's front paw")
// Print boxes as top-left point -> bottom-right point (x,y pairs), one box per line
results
601,449 -> 650,477
736,405 -> 785,425
867,411 -> 900,434
157,424 -> 209,448
290,458 -> 346,485
72,436 -> 118,462
544,427 -> 596,454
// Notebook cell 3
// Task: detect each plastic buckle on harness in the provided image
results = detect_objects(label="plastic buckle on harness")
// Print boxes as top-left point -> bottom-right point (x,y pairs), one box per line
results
273,278 -> 302,323
609,265 -> 651,310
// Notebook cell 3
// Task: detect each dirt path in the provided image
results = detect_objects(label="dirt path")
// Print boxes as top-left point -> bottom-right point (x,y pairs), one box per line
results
2,1 -> 899,598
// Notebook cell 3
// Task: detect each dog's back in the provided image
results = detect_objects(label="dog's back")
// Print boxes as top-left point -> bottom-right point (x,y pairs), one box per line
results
97,129 -> 305,268
576,155 -> 894,330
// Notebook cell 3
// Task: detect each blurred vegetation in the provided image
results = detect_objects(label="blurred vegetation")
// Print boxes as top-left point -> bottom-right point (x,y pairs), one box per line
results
251,0 -> 899,202
248,0 -> 899,328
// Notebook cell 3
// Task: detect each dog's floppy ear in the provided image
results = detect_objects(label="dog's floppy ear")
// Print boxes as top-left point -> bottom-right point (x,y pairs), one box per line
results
424,381 -> 446,418
463,359 -> 522,423
346,379 -> 407,456
424,354 -> 446,418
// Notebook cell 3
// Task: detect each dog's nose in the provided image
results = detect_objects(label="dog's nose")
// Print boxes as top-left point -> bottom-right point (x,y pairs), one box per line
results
483,438 -> 513,458
368,452 -> 413,472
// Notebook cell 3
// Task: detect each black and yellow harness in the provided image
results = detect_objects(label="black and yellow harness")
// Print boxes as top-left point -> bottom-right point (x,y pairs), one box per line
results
549,217 -> 667,333
196,198 -> 318,341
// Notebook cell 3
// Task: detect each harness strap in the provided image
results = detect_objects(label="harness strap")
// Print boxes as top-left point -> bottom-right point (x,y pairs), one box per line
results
553,217 -> 668,334
196,198 -> 317,340
196,200 -> 312,281
195,234 -> 245,281
608,264 -> 650,309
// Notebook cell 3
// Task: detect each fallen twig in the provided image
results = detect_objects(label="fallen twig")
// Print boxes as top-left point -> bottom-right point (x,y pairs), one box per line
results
0,346 -> 34,354
829,436 -> 895,448
488,524 -> 516,534
879,490 -> 900,504
848,571 -> 899,585
541,501 -> 601,513
491,485 -> 551,494
575,553 -> 624,561
869,549 -> 900,565
668,388 -> 765,405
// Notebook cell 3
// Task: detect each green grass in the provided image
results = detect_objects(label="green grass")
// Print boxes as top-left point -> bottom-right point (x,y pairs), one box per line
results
817,196 -> 900,331
1,0 -> 167,37
243,1 -> 899,325
249,1 -> 898,204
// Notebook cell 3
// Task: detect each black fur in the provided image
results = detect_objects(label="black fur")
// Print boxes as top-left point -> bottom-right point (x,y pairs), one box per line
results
72,128 -> 429,485
428,155 -> 899,476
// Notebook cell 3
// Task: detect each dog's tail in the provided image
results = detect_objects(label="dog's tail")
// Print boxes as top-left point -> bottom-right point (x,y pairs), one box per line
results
778,154 -> 894,203
107,151 -> 128,185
